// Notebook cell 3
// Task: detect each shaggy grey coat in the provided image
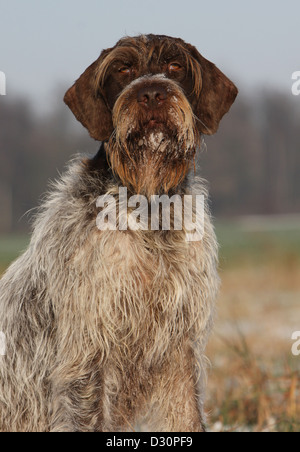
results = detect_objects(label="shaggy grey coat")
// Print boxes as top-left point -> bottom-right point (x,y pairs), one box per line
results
0,145 -> 219,432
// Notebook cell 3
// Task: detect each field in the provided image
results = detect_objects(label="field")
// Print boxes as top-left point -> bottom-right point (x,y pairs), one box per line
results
0,218 -> 300,432
208,218 -> 300,432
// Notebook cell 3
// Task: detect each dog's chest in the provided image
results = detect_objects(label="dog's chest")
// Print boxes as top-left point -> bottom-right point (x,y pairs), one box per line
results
72,221 -> 215,319
69,207 -> 217,364
96,229 -> 201,292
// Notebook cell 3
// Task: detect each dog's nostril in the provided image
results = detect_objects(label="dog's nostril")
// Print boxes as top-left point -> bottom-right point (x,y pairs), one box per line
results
138,92 -> 150,104
137,85 -> 168,107
155,90 -> 167,102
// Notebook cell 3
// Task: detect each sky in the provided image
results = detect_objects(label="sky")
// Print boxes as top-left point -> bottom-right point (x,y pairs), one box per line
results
0,0 -> 299,112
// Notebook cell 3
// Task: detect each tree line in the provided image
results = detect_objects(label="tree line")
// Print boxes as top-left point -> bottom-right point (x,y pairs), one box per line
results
0,89 -> 299,233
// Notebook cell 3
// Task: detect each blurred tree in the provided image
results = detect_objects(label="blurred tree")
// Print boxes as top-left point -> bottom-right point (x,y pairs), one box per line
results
0,94 -> 96,233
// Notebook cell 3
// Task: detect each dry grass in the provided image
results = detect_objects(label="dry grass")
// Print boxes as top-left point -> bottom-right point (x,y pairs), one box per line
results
206,261 -> 300,432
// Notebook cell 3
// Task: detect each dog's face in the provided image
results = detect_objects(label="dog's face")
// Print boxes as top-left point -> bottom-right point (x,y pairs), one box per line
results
65,34 -> 237,195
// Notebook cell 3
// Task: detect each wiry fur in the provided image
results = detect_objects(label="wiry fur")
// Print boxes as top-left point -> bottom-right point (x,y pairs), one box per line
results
0,34 -> 237,432
0,148 -> 218,432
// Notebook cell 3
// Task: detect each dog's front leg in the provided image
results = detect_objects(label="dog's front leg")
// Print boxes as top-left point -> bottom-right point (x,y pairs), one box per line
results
50,356 -> 104,432
148,344 -> 206,432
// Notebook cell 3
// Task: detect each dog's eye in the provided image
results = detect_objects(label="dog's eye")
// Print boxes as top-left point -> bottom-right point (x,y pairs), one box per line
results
168,63 -> 182,72
119,66 -> 132,74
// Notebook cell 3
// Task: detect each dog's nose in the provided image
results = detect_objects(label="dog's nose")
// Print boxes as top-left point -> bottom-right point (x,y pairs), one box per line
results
137,84 -> 168,108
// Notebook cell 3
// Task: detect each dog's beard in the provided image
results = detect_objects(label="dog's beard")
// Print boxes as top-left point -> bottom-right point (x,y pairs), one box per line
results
106,83 -> 199,196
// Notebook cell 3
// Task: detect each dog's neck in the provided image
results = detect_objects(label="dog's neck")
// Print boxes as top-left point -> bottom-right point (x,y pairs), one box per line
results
107,140 -> 196,197
87,141 -> 110,173
85,140 -> 204,198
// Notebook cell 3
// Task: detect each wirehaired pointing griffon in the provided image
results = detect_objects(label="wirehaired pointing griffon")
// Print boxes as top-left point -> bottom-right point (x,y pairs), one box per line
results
0,35 -> 237,432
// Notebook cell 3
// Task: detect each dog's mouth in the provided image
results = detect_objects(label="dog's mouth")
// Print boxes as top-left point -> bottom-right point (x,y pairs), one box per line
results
127,121 -> 170,153
124,109 -> 174,149
129,107 -> 182,145
140,110 -> 168,132
146,118 -> 161,128
141,119 -> 168,140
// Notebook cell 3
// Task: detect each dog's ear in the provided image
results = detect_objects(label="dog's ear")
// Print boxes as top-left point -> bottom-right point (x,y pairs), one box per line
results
187,45 -> 238,135
64,55 -> 113,141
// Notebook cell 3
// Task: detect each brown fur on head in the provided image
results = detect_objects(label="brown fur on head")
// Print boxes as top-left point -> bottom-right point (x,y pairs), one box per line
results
64,34 -> 238,195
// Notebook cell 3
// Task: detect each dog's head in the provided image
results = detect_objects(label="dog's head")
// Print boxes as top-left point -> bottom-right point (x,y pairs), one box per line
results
65,34 -> 237,194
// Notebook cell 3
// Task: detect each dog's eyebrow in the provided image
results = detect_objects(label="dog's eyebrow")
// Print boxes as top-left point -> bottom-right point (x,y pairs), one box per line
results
95,46 -> 140,88
154,43 -> 185,63
161,53 -> 185,62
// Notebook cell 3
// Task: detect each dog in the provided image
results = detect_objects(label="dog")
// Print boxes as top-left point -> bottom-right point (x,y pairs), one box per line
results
0,34 -> 237,432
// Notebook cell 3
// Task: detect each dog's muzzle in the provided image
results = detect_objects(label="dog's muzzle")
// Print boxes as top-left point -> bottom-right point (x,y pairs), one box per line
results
106,74 -> 200,196
112,74 -> 199,151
